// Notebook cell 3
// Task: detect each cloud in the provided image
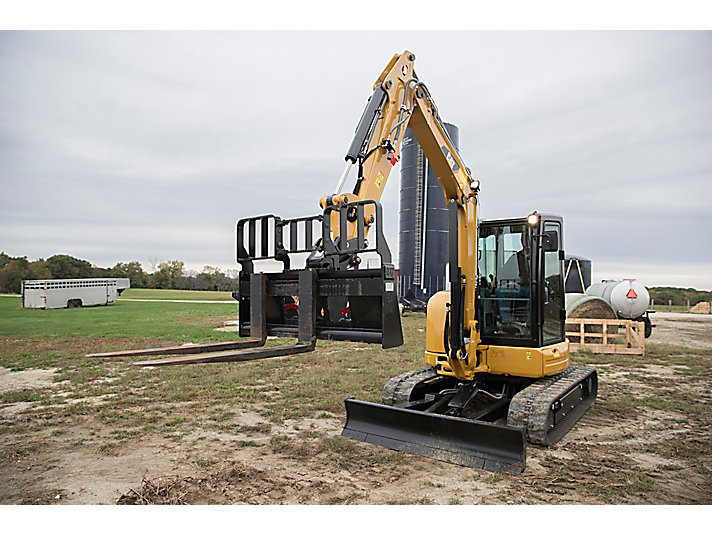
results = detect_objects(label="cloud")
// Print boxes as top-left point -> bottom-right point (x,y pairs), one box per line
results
1,31 -> 710,288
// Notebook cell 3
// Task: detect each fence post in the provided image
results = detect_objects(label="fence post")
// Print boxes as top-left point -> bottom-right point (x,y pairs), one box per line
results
687,299 -> 690,312
626,321 -> 632,348
668,299 -> 672,312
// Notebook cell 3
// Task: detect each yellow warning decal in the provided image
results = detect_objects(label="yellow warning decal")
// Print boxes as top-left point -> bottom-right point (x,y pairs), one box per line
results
525,351 -> 532,360
375,171 -> 384,189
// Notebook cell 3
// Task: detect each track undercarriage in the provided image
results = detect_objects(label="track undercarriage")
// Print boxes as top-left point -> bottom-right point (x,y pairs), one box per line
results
342,365 -> 598,473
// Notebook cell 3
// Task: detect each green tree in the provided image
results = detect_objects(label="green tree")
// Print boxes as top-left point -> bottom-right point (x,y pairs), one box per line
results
28,259 -> 52,280
91,266 -> 111,277
152,260 -> 185,289
201,265 -> 221,291
0,252 -> 11,270
150,270 -> 170,289
649,286 -> 712,307
0,257 -> 32,294
45,254 -> 92,279
110,261 -> 148,288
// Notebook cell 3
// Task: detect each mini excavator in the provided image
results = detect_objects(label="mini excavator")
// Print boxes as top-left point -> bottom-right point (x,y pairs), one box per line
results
90,50 -> 597,473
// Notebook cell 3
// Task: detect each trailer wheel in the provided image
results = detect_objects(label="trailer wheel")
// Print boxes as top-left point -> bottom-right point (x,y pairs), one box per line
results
67,299 -> 82,308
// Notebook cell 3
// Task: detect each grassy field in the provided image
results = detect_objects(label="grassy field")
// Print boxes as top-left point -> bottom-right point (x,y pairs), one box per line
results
650,304 -> 690,313
0,294 -> 425,412
0,293 -> 710,504
0,294 -> 237,342
118,288 -> 235,301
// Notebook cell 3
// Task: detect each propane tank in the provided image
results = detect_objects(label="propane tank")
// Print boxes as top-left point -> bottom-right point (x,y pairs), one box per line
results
586,280 -> 650,320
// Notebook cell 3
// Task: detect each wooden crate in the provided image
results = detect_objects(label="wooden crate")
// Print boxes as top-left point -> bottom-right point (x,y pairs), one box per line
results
566,318 -> 645,355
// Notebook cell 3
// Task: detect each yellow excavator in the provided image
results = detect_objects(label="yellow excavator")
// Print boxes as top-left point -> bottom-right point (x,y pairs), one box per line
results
90,50 -> 597,473
326,50 -> 597,473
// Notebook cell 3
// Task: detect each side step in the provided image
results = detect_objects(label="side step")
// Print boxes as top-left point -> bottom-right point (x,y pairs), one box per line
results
132,341 -> 315,367
342,398 -> 526,473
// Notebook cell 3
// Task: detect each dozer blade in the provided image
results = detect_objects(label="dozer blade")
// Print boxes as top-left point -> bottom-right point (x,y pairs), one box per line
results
342,398 -> 526,473
132,341 -> 315,367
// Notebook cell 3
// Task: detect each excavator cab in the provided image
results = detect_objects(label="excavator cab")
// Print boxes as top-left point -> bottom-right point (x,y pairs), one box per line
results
477,214 -> 566,348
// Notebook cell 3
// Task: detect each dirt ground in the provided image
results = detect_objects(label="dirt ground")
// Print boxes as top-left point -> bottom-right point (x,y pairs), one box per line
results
648,312 -> 712,349
1,313 -> 710,505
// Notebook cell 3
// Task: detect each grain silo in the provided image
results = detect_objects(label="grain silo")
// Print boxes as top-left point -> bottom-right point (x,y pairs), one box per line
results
398,123 -> 460,301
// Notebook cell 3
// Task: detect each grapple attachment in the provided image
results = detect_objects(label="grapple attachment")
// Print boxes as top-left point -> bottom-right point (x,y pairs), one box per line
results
342,398 -> 526,473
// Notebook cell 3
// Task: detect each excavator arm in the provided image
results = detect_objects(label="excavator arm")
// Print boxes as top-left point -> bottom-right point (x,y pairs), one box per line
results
322,50 -> 480,378
321,50 -> 474,225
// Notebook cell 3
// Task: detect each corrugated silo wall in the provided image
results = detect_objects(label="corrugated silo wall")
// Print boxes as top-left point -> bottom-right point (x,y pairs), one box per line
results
398,123 -> 460,300
398,128 -> 420,298
424,123 -> 459,298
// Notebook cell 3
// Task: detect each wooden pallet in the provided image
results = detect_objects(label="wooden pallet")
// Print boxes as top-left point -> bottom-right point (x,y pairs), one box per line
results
566,318 -> 645,355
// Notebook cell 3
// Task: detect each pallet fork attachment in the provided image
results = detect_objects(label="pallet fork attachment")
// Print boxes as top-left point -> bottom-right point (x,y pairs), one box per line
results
87,200 -> 401,367
130,341 -> 316,367
86,271 -> 318,366
85,337 -> 267,360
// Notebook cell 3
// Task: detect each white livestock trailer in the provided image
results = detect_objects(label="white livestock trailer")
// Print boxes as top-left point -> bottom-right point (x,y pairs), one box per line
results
21,278 -> 130,309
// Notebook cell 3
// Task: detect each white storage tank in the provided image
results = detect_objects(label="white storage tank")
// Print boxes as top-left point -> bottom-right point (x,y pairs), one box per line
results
586,279 -> 650,320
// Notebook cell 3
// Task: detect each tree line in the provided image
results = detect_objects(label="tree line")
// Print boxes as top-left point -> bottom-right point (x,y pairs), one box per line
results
3,252 -> 710,303
648,286 -> 712,307
0,253 -> 239,294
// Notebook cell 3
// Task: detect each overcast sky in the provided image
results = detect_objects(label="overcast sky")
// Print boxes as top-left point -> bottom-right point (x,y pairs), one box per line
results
1,31 -> 710,289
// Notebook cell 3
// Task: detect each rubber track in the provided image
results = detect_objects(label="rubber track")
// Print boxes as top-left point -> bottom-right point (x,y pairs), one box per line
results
381,367 -> 438,405
507,365 -> 596,446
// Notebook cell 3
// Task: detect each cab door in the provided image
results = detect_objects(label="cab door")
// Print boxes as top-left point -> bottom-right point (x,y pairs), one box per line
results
541,220 -> 565,345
